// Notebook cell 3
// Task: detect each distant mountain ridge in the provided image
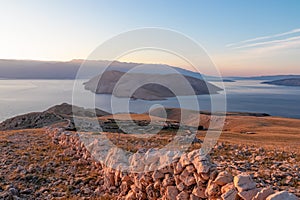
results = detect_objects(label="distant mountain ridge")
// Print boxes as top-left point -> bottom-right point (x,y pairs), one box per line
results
229,74 -> 300,81
0,59 -> 230,82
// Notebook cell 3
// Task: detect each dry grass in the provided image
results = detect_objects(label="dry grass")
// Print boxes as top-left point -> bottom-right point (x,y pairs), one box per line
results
99,113 -> 300,153
0,129 -> 110,199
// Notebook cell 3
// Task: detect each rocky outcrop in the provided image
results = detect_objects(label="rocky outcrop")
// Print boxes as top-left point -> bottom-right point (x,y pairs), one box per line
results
45,127 -> 299,200
46,102 -> 110,117
0,103 -> 111,131
0,112 -> 62,131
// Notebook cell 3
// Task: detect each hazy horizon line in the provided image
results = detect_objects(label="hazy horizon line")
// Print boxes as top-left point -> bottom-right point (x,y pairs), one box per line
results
1,58 -> 299,78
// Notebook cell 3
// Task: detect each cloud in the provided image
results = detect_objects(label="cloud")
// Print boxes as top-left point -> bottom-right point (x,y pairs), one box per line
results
245,38 -> 300,55
226,28 -> 300,54
233,35 -> 300,49
226,28 -> 300,47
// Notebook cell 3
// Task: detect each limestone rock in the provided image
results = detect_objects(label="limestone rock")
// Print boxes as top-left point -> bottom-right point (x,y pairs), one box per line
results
174,162 -> 184,175
165,186 -> 179,200
192,186 -> 206,198
176,191 -> 190,200
152,170 -> 165,181
190,194 -> 201,200
146,184 -> 158,200
186,165 -> 196,173
238,188 -> 260,200
125,190 -> 136,200
205,180 -> 220,197
176,182 -> 186,191
253,187 -> 274,200
233,173 -> 256,192
221,188 -> 238,200
192,156 -> 211,174
221,183 -> 235,194
214,171 -> 233,186
266,191 -> 298,200
162,174 -> 175,187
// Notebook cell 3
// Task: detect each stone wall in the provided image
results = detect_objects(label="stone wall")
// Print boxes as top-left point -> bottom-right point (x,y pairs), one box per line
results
46,127 -> 298,200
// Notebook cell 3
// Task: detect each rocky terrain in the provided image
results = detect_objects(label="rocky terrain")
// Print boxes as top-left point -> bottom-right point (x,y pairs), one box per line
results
0,104 -> 299,199
262,78 -> 300,87
83,70 -> 222,100
0,103 -> 110,131
0,126 -> 299,199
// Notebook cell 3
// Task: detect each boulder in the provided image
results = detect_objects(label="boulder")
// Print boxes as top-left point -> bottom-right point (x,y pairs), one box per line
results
192,156 -> 211,174
221,188 -> 239,200
190,194 -> 201,200
221,183 -> 235,194
233,173 -> 256,192
146,184 -> 158,200
192,186 -> 206,198
214,171 -> 233,186
179,168 -> 196,187
176,191 -> 190,200
165,186 -> 179,200
266,191 -> 298,200
162,174 -> 175,187
125,190 -> 136,200
205,180 -> 220,197
253,187 -> 274,200
238,188 -> 260,200
152,170 -> 165,181
176,182 -> 186,191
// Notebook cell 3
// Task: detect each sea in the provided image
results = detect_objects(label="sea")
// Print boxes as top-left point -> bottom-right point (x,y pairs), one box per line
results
0,79 -> 300,122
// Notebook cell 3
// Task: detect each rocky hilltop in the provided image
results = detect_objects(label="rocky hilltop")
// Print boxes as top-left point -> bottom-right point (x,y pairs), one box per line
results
0,126 -> 298,199
262,78 -> 300,87
84,70 -> 222,100
0,104 -> 299,199
0,103 -> 110,131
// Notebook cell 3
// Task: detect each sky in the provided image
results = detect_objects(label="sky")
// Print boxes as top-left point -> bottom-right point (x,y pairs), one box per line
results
0,0 -> 300,76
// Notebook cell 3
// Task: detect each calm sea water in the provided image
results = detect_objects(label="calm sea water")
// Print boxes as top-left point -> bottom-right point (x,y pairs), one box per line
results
0,79 -> 299,122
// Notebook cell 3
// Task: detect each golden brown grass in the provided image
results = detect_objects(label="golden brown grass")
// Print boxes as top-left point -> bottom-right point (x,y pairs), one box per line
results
99,113 -> 300,153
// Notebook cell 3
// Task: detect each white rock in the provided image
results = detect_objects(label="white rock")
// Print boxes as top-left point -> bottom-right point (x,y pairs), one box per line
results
253,187 -> 274,200
192,156 -> 211,174
152,170 -> 164,181
266,191 -> 298,200
238,188 -> 260,200
192,186 -> 206,198
233,173 -> 256,192
221,188 -> 238,200
205,180 -> 220,197
214,171 -> 233,186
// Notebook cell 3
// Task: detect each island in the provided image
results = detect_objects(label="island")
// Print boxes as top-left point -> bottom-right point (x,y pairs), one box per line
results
262,78 -> 300,87
83,70 -> 222,100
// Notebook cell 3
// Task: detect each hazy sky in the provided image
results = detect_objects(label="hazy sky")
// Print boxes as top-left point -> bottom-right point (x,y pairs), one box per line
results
1,0 -> 300,76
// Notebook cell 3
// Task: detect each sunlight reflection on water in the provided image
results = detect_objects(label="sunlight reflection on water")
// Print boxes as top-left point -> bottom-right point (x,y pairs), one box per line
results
0,79 -> 299,122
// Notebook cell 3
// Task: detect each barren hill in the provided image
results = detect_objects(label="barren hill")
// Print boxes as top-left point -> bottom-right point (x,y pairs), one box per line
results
84,70 -> 222,100
0,105 -> 300,198
262,78 -> 300,87
0,103 -> 110,131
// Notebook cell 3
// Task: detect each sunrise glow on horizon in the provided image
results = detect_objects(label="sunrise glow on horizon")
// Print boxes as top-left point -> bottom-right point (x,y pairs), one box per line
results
1,0 -> 300,76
